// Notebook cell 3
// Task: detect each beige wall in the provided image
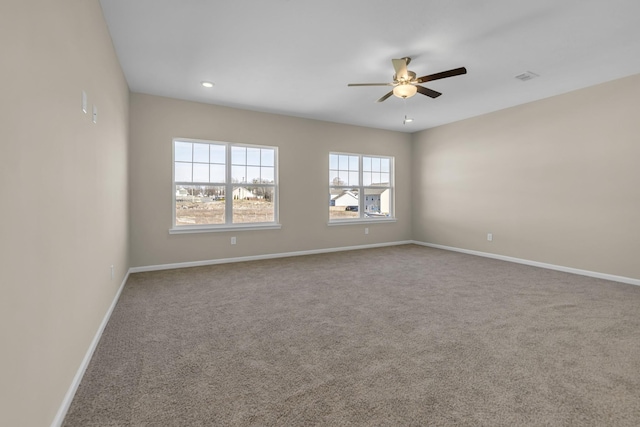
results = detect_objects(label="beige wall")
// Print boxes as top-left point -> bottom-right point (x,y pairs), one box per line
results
129,93 -> 412,267
412,73 -> 640,280
0,1 -> 130,426
2,1 -> 637,424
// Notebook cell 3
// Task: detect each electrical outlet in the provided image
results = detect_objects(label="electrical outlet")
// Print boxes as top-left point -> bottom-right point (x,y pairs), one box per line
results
365,227 -> 369,235
231,236 -> 236,245
110,265 -> 114,280
487,233 -> 493,242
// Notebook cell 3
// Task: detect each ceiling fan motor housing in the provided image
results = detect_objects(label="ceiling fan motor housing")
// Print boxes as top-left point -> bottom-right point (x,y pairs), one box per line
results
394,70 -> 417,83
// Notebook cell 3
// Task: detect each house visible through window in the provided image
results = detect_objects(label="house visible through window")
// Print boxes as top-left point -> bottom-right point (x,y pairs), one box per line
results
172,138 -> 278,232
329,152 -> 394,222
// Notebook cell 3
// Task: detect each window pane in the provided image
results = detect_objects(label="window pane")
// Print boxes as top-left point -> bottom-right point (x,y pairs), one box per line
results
338,155 -> 349,170
372,157 -> 381,172
247,148 -> 261,166
380,173 -> 390,185
246,166 -> 260,183
175,185 -> 225,225
175,162 -> 192,182
175,141 -> 192,162
349,155 -> 358,171
193,143 -> 209,163
363,172 -> 372,186
329,154 -> 339,170
232,146 -> 246,165
233,186 -> 275,223
371,172 -> 381,185
210,164 -> 225,183
232,165 -> 246,183
364,188 -> 391,217
381,158 -> 390,173
349,171 -> 359,186
210,144 -> 225,164
338,171 -> 349,186
193,163 -> 209,182
261,149 -> 275,167
363,157 -> 372,172
261,166 -> 274,183
330,170 -> 340,185
329,188 -> 359,220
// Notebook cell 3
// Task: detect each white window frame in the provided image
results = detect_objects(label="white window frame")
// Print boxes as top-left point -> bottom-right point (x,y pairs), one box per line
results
170,138 -> 281,234
328,152 -> 396,226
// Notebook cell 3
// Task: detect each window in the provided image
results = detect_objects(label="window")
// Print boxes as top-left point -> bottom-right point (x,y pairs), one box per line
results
329,152 -> 394,222
172,138 -> 279,233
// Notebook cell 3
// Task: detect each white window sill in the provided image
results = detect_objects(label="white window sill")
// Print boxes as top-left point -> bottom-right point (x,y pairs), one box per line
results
169,223 -> 282,234
327,218 -> 397,226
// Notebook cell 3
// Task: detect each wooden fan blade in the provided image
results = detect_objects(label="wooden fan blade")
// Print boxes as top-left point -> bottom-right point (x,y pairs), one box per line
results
376,91 -> 394,102
348,83 -> 394,87
417,67 -> 467,83
392,58 -> 409,80
416,85 -> 442,98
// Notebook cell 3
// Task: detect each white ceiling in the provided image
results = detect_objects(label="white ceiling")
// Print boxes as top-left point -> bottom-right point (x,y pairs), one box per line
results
99,0 -> 640,133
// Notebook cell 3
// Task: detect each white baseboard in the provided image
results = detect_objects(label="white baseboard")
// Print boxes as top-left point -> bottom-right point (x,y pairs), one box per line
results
50,271 -> 130,427
413,241 -> 640,287
130,240 -> 414,273
52,238 -> 637,426
52,240 -> 412,425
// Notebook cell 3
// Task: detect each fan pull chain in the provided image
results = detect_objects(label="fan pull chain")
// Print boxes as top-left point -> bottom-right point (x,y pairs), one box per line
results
403,98 -> 413,125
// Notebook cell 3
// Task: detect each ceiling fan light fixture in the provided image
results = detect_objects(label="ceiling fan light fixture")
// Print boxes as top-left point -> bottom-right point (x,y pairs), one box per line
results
393,83 -> 417,99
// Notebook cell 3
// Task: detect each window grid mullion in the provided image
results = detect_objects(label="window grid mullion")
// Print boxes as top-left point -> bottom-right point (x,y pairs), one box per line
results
359,155 -> 364,219
225,144 -> 232,224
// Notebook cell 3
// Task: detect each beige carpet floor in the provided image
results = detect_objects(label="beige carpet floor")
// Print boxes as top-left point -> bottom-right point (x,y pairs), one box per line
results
63,244 -> 640,426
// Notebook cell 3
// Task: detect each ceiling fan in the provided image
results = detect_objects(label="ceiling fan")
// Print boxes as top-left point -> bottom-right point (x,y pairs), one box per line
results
348,57 -> 467,102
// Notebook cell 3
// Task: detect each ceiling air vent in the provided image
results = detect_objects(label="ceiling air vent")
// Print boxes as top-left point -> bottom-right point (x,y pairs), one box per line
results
515,71 -> 539,82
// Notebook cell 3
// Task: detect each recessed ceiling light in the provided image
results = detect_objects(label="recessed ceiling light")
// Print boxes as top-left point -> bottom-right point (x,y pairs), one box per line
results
201,81 -> 214,88
403,115 -> 414,125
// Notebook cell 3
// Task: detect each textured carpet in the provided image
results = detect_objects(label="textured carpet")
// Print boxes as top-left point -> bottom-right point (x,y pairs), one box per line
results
63,245 -> 640,426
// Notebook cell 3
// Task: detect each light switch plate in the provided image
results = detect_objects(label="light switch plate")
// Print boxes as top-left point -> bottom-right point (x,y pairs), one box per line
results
82,90 -> 87,113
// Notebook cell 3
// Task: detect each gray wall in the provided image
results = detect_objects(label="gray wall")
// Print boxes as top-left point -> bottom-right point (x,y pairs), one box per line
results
412,73 -> 640,280
0,0 -> 130,425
